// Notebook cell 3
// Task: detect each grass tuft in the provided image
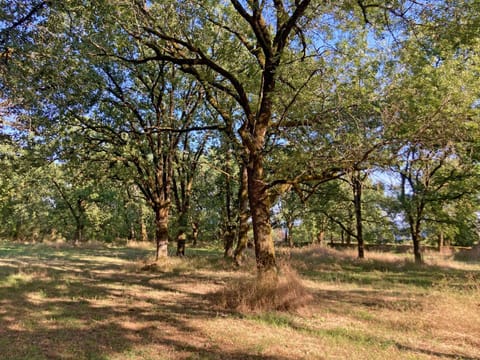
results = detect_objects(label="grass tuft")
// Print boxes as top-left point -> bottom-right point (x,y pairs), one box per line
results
213,265 -> 313,313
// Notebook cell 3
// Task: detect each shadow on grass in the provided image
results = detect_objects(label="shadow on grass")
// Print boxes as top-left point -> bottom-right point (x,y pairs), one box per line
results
1,242 -> 478,360
0,242 -> 292,360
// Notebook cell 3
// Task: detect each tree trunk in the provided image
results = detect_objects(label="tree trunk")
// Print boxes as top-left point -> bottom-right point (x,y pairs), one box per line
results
128,223 -> 135,240
411,223 -> 423,264
352,175 -> 364,259
176,211 -> 188,256
224,224 -> 236,258
247,152 -> 276,278
176,230 -> 186,256
234,164 -> 250,265
140,207 -> 148,242
223,151 -> 235,258
192,221 -> 199,247
74,198 -> 86,244
285,221 -> 294,248
74,222 -> 84,244
154,205 -> 169,260
316,231 -> 324,245
438,231 -> 444,252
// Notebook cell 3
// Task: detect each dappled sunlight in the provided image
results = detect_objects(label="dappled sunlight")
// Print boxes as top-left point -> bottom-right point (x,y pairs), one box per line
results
0,242 -> 479,359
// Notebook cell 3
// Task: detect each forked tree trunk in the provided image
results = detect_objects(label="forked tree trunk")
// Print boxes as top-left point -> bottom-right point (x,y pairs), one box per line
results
154,205 -> 169,260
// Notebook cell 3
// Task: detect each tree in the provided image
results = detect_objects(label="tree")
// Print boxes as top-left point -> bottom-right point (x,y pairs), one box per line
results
1,2 -> 220,257
116,0 -> 415,278
390,144 -> 478,263
384,23 -> 480,263
172,130 -> 209,256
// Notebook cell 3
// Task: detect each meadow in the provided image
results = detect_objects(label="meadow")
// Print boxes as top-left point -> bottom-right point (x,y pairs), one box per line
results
0,241 -> 479,360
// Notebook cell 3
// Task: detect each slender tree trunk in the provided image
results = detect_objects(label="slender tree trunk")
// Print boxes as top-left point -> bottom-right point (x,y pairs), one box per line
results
234,164 -> 249,265
154,205 -> 169,260
438,231 -> 444,252
286,220 -> 294,248
223,152 -> 235,258
353,175 -> 364,259
74,198 -> 86,244
411,222 -> 423,264
74,221 -> 84,244
192,221 -> 199,247
176,211 -> 188,256
317,231 -> 324,246
224,225 -> 236,258
140,207 -> 148,242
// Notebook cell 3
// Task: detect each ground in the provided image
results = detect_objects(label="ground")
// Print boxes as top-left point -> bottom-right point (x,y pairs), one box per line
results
0,241 -> 479,360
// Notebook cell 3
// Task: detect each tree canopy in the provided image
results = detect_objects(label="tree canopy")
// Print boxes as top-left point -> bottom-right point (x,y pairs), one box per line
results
0,0 -> 479,271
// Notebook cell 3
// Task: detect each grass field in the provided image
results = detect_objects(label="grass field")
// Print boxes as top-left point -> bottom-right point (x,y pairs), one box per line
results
0,241 -> 479,360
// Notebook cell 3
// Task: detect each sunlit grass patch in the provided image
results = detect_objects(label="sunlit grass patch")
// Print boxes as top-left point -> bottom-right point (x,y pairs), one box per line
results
125,240 -> 155,250
0,272 -> 36,287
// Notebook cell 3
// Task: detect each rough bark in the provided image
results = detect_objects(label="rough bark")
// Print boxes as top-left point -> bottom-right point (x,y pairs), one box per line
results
154,205 -> 170,260
410,221 -> 423,264
412,235 -> 422,263
223,225 -> 236,258
247,151 -> 276,277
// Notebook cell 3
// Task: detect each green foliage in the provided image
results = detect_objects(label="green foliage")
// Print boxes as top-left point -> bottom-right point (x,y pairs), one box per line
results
1,0 -> 479,252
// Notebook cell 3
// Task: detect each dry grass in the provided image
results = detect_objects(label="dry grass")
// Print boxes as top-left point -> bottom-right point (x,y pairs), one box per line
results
0,241 -> 479,360
455,244 -> 480,262
125,240 -> 156,250
213,265 -> 313,313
